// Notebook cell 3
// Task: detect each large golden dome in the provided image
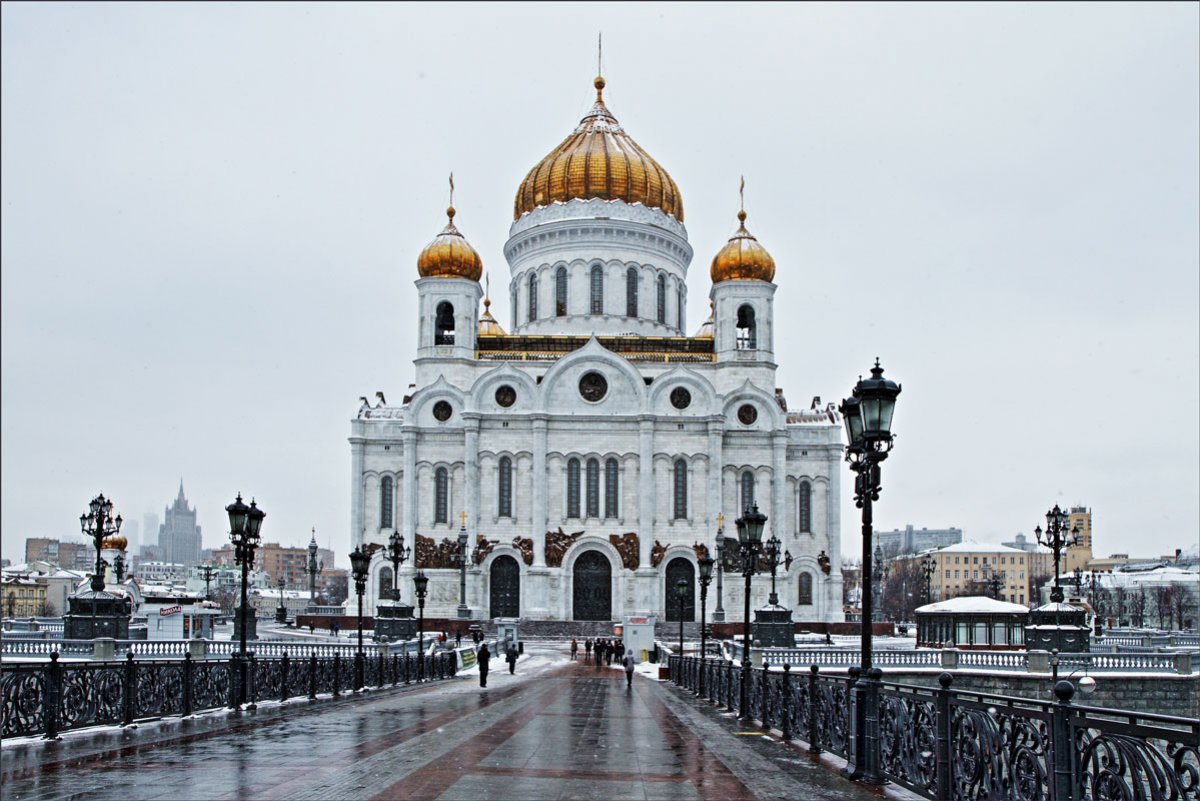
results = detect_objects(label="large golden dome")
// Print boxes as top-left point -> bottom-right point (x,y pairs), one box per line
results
417,206 -> 483,281
710,209 -> 775,283
514,76 -> 683,222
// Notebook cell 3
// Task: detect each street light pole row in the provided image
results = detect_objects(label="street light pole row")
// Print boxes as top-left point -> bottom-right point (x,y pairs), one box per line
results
226,493 -> 265,708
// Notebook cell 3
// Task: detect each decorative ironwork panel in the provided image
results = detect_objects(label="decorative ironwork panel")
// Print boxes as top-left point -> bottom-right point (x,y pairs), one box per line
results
490,555 -> 520,618
813,675 -> 850,758
950,695 -> 1051,801
59,664 -> 124,733
253,659 -> 284,702
572,550 -> 612,621
134,663 -> 184,719
191,661 -> 232,711
1,664 -> 45,738
1073,708 -> 1200,801
878,686 -> 938,799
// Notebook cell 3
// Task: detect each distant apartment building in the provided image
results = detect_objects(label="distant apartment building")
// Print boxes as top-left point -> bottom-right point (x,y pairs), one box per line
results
158,482 -> 202,567
142,512 -> 160,550
211,542 -> 316,587
922,542 -> 1036,606
2,574 -> 48,617
122,519 -> 140,558
877,525 -> 963,558
134,561 -> 189,582
1063,506 -> 1094,573
23,538 -> 93,571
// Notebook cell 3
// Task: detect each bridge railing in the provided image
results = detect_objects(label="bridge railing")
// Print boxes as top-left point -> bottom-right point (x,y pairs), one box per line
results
1,647 -> 461,741
755,647 -> 1195,674
668,655 -> 1200,801
0,636 -> 442,661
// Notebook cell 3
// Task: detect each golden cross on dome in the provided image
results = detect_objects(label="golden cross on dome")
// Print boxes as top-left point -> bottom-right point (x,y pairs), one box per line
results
449,172 -> 455,207
739,176 -> 745,214
598,32 -> 602,77
716,512 -> 725,529
459,510 -> 468,528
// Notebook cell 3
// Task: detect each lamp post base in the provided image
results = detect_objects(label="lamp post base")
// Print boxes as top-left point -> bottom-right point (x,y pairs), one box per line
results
457,605 -> 471,619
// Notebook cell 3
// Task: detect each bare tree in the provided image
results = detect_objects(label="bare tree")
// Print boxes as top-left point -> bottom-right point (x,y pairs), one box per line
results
1154,586 -> 1174,629
880,558 -> 924,621
1127,588 -> 1146,629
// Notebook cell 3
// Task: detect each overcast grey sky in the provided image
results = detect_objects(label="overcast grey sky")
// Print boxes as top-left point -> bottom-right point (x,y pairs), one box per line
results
3,3 -> 1197,568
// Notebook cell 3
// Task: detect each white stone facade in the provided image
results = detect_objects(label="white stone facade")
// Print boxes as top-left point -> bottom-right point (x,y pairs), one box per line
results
350,199 -> 845,624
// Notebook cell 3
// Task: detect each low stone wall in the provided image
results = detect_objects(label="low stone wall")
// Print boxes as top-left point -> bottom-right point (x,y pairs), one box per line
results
873,669 -> 1200,719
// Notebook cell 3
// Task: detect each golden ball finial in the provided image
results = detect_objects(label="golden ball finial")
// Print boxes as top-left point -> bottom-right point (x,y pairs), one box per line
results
737,209 -> 747,224
594,75 -> 606,92
446,205 -> 456,221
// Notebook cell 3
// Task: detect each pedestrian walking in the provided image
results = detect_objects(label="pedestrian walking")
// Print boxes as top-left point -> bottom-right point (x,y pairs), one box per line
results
478,642 -> 490,688
570,638 -> 578,661
506,642 -> 518,674
623,649 -> 636,688
585,638 -> 593,663
595,639 -> 604,670
606,640 -> 615,666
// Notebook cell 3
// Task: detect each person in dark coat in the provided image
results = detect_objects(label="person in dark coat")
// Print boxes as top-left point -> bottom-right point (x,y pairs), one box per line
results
570,638 -> 578,661
477,643 -> 490,687
585,638 -> 593,663
622,649 -> 636,688
595,639 -> 604,670
506,643 -> 518,674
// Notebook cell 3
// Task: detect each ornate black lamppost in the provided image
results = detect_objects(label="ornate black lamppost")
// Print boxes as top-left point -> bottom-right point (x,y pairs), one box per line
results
349,546 -> 370,691
227,493 -> 265,707
920,555 -> 936,606
1088,571 -> 1103,634
387,530 -> 410,601
988,571 -> 1006,601
455,515 -> 470,619
200,565 -> 217,601
80,493 -> 123,592
675,578 -> 688,656
275,576 -> 288,623
1036,505 -> 1079,604
306,529 -> 323,611
413,570 -> 428,682
839,358 -> 901,784
734,503 -> 767,720
713,513 -> 726,623
697,555 -> 714,696
113,553 -> 126,584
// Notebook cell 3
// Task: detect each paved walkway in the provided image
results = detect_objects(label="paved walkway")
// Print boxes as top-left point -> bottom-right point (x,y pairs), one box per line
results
2,646 -> 893,801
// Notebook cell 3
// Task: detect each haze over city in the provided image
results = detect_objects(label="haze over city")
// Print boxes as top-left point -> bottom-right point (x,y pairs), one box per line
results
2,3 -> 1197,567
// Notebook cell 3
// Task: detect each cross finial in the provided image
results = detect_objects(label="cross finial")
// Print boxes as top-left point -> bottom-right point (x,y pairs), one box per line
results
716,512 -> 725,529
598,31 -> 602,77
459,510 -> 468,528
739,175 -> 745,212
449,172 -> 454,207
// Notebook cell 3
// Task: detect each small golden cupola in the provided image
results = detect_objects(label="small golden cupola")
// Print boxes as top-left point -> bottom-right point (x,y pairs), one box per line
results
514,75 -> 683,221
417,204 -> 483,281
710,191 -> 775,283
478,277 -> 507,336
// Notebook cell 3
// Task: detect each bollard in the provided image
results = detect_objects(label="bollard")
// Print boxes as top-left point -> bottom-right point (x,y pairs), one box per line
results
309,653 -> 318,701
781,665 -> 792,741
183,652 -> 194,717
123,651 -> 136,726
43,652 -> 62,740
934,672 -> 953,801
808,665 -> 821,755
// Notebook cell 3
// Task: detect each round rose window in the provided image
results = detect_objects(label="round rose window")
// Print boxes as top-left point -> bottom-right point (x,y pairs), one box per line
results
579,372 -> 608,402
495,385 -> 516,408
432,400 -> 453,422
670,387 -> 692,410
737,404 -> 757,425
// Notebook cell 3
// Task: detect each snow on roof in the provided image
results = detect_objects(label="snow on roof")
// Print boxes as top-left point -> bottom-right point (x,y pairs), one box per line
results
928,541 -> 1031,555
915,596 -> 1030,614
1034,602 -> 1084,613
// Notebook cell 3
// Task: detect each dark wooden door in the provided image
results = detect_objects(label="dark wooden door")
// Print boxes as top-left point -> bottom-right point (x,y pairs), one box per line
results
489,555 -> 520,618
573,551 -> 612,621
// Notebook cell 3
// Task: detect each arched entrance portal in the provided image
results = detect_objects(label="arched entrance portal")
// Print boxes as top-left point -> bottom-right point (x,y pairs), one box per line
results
489,555 -> 520,618
664,558 -> 695,621
573,550 -> 612,621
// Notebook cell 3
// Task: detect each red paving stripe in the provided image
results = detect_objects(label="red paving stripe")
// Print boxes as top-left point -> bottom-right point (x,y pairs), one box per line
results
368,680 -> 565,801
636,682 -> 756,801
472,764 -> 683,783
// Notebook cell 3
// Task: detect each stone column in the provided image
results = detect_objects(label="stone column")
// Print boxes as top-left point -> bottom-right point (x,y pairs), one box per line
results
772,432 -> 788,542
401,428 -> 418,542
635,418 -> 657,612
826,444 -> 843,622
707,423 -> 723,527
526,416 -> 550,619
350,436 -> 366,548
464,416 -> 481,560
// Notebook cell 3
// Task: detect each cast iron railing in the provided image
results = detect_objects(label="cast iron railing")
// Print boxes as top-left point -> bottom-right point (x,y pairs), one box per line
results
668,655 -> 1200,801
2,649 -> 459,740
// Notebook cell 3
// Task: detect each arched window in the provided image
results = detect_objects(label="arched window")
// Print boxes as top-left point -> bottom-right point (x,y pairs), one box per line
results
604,458 -> 619,518
740,471 -> 755,514
798,572 -> 813,606
434,467 -> 449,524
590,265 -> 604,315
656,274 -> 666,323
677,285 -> 685,330
380,476 -> 394,528
586,458 -> 600,518
435,301 -> 455,345
498,457 -> 513,518
736,304 -> 756,350
528,272 -> 538,321
626,267 -> 638,317
567,458 -> 581,518
378,566 -> 394,599
798,481 -> 812,533
555,266 -> 568,317
673,459 -> 688,519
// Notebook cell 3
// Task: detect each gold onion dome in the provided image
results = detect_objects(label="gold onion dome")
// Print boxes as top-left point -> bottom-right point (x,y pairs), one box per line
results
101,535 -> 127,551
478,295 -> 506,336
692,301 -> 715,339
514,76 -> 683,221
417,206 -> 483,281
710,209 -> 775,283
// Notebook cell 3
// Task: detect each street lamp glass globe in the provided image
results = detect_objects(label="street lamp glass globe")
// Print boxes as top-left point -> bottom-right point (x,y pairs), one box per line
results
854,360 -> 901,441
839,395 -> 864,450
226,494 -> 250,538
349,546 -> 370,580
413,571 -> 429,598
246,499 -> 265,541
698,555 -> 715,582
